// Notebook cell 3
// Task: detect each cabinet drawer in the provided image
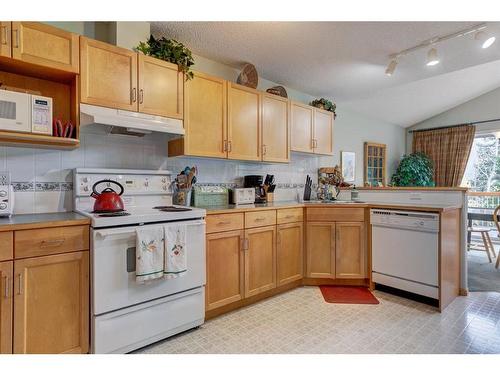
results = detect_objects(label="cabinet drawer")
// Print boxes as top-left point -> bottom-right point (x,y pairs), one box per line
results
245,210 -> 276,228
0,232 -> 13,261
277,208 -> 304,224
206,213 -> 244,234
306,208 -> 365,222
15,225 -> 89,259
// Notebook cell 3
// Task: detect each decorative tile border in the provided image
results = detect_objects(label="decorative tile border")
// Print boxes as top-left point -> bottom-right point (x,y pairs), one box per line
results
13,182 -> 73,192
197,182 -> 317,190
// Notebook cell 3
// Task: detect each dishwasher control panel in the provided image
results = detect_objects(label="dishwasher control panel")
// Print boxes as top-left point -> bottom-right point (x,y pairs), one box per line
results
370,209 -> 439,232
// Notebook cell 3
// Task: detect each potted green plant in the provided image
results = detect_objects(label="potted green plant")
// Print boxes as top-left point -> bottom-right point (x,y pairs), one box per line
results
310,98 -> 337,118
136,35 -> 195,80
391,152 -> 435,187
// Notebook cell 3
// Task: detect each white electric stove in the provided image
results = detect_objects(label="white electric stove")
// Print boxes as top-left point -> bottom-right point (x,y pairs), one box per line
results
73,168 -> 206,354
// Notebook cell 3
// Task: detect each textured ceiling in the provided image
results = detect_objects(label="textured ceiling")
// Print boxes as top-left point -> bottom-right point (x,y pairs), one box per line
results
151,21 -> 500,127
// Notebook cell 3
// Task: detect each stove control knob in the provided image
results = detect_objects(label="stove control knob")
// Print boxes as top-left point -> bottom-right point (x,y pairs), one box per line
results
161,177 -> 167,183
83,186 -> 89,192
0,190 -> 7,197
162,185 -> 168,191
82,177 -> 88,183
0,203 -> 7,210
144,181 -> 149,187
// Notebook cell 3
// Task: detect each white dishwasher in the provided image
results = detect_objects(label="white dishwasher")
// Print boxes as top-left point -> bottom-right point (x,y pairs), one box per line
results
371,209 -> 439,299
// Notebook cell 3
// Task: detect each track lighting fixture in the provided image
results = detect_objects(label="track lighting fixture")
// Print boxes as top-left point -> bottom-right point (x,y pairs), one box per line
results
426,48 -> 440,66
384,23 -> 495,76
475,31 -> 496,49
385,59 -> 398,76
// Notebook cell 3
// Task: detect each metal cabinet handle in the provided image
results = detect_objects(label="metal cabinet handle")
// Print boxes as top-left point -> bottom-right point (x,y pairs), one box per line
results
17,273 -> 22,295
284,215 -> 294,219
262,144 -> 267,156
255,217 -> 265,221
242,238 -> 249,251
139,89 -> 144,104
3,276 -> 9,298
223,140 -> 228,152
217,220 -> 231,225
131,88 -> 137,103
227,140 -> 232,153
13,29 -> 19,48
40,238 -> 65,248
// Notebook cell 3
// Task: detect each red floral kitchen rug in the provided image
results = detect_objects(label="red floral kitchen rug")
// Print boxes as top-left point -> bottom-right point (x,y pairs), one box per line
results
319,286 -> 379,304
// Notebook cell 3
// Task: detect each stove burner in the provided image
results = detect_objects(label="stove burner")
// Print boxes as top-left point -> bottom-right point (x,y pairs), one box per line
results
153,206 -> 192,212
97,211 -> 131,217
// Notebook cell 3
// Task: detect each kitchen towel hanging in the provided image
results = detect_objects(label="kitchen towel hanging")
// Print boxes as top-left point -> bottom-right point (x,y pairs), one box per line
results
164,224 -> 187,279
135,226 -> 165,284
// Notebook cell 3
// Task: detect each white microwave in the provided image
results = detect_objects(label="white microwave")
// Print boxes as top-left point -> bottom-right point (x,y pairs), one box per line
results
0,90 -> 53,135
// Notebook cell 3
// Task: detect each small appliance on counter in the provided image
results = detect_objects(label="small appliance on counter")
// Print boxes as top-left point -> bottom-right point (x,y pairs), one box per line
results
0,172 -> 14,217
230,188 -> 255,205
193,185 -> 229,206
244,175 -> 266,203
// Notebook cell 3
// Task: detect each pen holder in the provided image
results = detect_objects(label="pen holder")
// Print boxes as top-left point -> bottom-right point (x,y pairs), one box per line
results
173,188 -> 192,206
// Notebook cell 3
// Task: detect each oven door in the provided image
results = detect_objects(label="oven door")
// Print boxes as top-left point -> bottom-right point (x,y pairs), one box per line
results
91,219 -> 206,315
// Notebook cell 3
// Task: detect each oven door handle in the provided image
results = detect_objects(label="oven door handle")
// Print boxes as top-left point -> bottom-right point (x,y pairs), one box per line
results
95,220 -> 205,238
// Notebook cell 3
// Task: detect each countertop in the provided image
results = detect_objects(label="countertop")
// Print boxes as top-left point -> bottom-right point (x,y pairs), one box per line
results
199,200 -> 461,214
0,212 -> 91,232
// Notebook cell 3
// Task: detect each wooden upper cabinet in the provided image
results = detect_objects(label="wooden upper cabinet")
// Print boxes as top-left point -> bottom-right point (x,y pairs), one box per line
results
291,102 -> 314,153
80,36 -> 138,111
0,261 -> 13,354
172,71 -> 227,158
138,54 -> 183,119
11,22 -> 79,73
335,222 -> 366,279
206,230 -> 244,311
13,251 -> 89,354
244,226 -> 276,297
0,22 -> 11,58
306,222 -> 335,278
313,108 -> 334,155
277,222 -> 303,286
227,83 -> 261,161
262,94 -> 289,163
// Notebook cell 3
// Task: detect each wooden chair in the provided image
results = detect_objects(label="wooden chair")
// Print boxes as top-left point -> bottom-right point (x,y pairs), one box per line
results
492,205 -> 500,269
467,226 -> 495,263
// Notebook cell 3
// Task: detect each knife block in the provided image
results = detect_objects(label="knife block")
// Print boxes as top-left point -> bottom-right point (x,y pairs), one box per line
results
266,192 -> 274,202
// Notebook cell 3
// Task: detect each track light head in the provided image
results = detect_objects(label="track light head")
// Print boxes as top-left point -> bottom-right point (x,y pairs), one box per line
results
475,31 -> 496,48
426,48 -> 440,66
385,59 -> 398,76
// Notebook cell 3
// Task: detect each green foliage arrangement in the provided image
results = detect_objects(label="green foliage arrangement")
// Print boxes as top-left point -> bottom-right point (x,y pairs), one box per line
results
310,98 -> 337,118
136,35 -> 195,80
391,153 -> 435,187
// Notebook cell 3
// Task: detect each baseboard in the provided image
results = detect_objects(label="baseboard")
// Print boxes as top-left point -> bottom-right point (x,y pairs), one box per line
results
459,288 -> 469,296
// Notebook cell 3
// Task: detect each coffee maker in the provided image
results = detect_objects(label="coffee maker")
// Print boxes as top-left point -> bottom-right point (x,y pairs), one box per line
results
244,175 -> 266,203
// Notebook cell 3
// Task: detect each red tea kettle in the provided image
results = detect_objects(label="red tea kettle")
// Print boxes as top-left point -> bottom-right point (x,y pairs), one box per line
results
91,179 -> 125,213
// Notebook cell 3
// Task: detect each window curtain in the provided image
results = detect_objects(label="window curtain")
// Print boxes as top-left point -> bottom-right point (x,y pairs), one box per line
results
412,124 -> 475,187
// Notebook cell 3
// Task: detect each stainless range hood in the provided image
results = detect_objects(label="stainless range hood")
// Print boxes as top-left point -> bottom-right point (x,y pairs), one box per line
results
80,103 -> 185,136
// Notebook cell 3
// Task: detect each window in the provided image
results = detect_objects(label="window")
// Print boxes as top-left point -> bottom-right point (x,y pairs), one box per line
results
364,142 -> 386,187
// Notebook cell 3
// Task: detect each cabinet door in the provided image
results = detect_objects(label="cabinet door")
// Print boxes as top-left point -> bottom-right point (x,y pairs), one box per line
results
11,22 -> 79,73
291,102 -> 313,153
178,71 -> 227,158
138,54 -> 183,119
277,222 -> 303,286
262,94 -> 289,163
244,226 -> 276,297
335,222 -> 366,279
306,222 -> 335,278
313,108 -> 333,155
13,251 -> 89,354
0,261 -> 13,354
206,230 -> 244,311
227,83 -> 261,161
0,22 -> 11,58
80,36 -> 138,111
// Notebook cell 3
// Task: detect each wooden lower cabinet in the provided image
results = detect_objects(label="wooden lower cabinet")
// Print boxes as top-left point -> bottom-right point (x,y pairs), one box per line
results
277,222 -> 303,286
206,230 -> 245,311
0,261 -> 13,354
244,226 -> 276,297
306,222 -> 335,278
335,222 -> 366,279
13,251 -> 89,354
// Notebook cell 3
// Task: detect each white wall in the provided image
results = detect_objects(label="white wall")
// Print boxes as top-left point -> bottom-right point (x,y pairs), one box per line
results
8,22 -> 406,214
407,86 -> 500,151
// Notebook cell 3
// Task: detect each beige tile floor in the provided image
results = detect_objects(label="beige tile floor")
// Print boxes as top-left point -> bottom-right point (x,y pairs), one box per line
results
136,286 -> 500,354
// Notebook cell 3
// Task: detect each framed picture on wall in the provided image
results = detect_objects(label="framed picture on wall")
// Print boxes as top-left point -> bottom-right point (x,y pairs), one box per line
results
341,151 -> 356,183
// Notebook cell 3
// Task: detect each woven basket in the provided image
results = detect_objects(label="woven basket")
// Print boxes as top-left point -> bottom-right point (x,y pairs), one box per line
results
237,63 -> 258,89
266,85 -> 288,98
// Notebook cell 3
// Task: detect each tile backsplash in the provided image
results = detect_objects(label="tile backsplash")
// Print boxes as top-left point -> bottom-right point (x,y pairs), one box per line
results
5,127 -> 330,214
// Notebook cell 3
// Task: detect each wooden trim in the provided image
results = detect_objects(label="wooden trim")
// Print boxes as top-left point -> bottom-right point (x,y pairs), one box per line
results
302,278 -> 369,286
459,288 -> 468,296
468,191 -> 500,196
0,218 -> 90,233
0,261 -> 13,353
349,186 -> 469,192
0,131 -> 79,150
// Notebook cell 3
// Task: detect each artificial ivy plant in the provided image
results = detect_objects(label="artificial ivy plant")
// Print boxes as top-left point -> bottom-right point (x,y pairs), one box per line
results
390,152 -> 435,187
310,98 -> 337,118
136,35 -> 195,80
